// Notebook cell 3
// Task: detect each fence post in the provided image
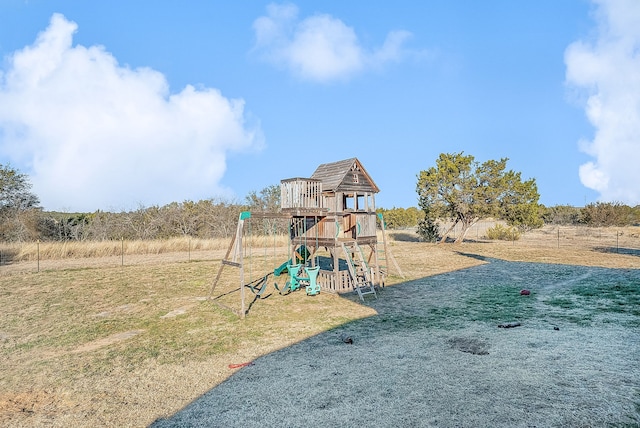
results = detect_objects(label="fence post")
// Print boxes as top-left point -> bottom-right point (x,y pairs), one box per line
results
121,237 -> 124,267
188,238 -> 191,262
37,240 -> 40,273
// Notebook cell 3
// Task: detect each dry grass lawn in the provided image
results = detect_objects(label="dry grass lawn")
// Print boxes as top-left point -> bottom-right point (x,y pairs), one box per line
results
1,225 -> 639,427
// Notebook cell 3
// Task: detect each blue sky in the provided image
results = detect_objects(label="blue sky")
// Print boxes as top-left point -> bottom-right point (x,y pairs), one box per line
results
0,0 -> 639,212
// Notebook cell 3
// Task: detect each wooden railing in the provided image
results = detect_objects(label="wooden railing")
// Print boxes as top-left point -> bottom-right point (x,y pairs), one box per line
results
317,269 -> 352,293
289,214 -> 378,241
280,179 -> 323,210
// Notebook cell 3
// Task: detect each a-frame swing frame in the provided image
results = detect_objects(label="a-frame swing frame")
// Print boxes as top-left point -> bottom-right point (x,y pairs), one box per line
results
208,211 -> 292,319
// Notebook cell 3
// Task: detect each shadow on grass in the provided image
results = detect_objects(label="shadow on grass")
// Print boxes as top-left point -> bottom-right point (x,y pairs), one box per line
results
388,231 -> 420,242
594,246 -> 640,257
151,258 -> 640,428
455,251 -> 493,262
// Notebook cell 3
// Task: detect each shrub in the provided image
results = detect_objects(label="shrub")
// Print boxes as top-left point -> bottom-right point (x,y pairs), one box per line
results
541,204 -> 581,225
580,202 -> 630,227
486,224 -> 521,241
377,207 -> 420,229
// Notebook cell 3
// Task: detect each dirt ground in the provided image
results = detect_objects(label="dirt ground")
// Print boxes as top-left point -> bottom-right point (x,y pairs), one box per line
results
1,225 -> 639,427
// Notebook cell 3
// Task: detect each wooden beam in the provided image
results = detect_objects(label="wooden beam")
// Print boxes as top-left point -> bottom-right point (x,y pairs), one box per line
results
246,212 -> 293,219
208,228 -> 238,299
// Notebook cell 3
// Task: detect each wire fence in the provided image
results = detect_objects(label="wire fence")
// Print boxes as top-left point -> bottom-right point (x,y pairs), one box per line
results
1,224 -> 638,275
389,222 -> 640,253
517,224 -> 640,255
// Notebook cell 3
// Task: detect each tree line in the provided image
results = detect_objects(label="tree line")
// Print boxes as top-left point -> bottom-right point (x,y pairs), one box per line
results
3,198 -> 251,243
1,160 -> 639,243
377,203 -> 640,230
0,164 -> 280,242
541,203 -> 640,227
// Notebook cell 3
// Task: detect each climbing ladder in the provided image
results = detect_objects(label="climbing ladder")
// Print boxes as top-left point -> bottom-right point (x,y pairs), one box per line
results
341,241 -> 377,301
376,213 -> 405,280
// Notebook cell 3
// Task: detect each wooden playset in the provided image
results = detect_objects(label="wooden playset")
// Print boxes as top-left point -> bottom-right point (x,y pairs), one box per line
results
209,157 -> 402,318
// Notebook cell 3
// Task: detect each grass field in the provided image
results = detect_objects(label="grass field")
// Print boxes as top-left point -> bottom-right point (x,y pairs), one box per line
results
1,225 -> 639,427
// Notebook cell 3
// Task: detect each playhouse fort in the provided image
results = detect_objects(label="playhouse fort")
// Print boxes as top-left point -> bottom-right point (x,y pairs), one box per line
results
211,158 -> 398,316
279,157 -> 383,294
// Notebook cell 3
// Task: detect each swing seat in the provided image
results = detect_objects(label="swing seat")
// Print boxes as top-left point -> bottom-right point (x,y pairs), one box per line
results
304,266 -> 320,296
253,277 -> 269,297
286,264 -> 302,292
277,281 -> 292,295
246,275 -> 271,298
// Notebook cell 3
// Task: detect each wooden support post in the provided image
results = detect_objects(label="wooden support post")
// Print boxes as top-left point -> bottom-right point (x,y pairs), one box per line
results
237,211 -> 251,319
377,213 -> 405,279
208,211 -> 251,319
208,232 -> 237,298
332,247 -> 339,275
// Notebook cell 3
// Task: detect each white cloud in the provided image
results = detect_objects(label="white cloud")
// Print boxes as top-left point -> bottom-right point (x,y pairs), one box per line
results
252,3 -> 416,83
0,13 -> 262,212
565,0 -> 640,205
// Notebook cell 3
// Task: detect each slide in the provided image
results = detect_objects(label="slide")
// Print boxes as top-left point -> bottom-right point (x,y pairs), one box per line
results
274,245 -> 310,277
273,260 -> 291,277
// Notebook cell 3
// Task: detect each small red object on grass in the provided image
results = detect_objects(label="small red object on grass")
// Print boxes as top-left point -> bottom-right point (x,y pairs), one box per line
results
228,361 -> 254,369
520,289 -> 531,296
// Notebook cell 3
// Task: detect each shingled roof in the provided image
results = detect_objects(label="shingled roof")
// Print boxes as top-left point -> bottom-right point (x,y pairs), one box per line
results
310,158 -> 380,193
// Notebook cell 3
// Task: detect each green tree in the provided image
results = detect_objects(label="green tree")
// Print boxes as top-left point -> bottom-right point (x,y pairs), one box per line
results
499,170 -> 543,232
0,164 -> 41,241
416,152 -> 542,243
244,185 -> 285,235
161,200 -> 203,237
632,205 -> 640,225
0,164 -> 39,212
542,205 -> 581,225
38,212 -> 90,241
245,184 -> 281,212
377,207 -> 420,229
406,207 -> 422,226
579,202 -> 629,227
416,202 -> 439,242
